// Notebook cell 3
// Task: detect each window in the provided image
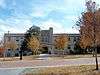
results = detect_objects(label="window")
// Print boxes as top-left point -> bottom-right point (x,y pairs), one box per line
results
20,40 -> 23,43
68,45 -> 71,49
74,37 -> 76,41
45,37 -> 48,42
68,37 -> 70,41
21,37 -> 23,39
16,39 -> 19,42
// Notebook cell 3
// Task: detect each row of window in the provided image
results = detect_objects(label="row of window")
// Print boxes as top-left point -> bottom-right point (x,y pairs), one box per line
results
68,37 -> 79,41
41,37 -> 50,43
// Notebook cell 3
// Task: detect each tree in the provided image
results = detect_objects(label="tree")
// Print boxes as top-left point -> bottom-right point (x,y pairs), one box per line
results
78,12 -> 94,49
4,40 -> 18,51
4,39 -> 18,57
21,26 -> 40,50
20,25 -> 40,59
27,35 -> 40,55
54,34 -> 69,55
74,41 -> 84,54
0,40 -> 4,57
76,0 -> 100,70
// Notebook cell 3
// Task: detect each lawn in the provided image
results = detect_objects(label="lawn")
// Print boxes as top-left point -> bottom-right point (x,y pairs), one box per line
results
22,65 -> 100,75
1,54 -> 100,61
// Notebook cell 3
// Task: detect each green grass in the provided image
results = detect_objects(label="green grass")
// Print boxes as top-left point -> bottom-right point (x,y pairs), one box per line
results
22,65 -> 100,75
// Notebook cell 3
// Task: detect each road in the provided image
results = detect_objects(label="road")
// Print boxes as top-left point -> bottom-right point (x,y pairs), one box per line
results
0,57 -> 100,75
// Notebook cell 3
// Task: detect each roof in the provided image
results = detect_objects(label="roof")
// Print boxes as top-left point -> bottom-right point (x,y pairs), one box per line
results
4,33 -> 25,37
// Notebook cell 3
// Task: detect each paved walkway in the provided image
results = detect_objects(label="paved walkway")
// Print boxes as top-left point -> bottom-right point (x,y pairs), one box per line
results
0,57 -> 100,75
0,57 -> 100,68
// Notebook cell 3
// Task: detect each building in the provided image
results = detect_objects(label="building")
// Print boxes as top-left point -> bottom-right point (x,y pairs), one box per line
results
40,27 -> 53,54
3,27 -> 53,56
53,34 -> 79,54
4,33 -> 25,49
4,33 -> 25,56
3,27 -> 80,56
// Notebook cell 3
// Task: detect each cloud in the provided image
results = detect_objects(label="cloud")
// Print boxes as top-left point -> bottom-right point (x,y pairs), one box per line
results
64,15 -> 78,22
39,19 -> 65,33
1,0 -> 95,38
0,0 -> 6,8
31,8 -> 46,17
64,15 -> 79,24
0,17 -> 32,40
39,19 -> 79,34
0,17 -> 33,34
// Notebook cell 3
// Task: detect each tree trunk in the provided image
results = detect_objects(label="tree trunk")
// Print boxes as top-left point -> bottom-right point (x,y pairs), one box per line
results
19,50 -> 22,60
94,47 -> 98,70
3,51 -> 5,61
92,50 -> 95,57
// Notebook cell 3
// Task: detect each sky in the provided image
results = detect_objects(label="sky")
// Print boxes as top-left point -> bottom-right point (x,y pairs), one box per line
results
0,0 -> 100,39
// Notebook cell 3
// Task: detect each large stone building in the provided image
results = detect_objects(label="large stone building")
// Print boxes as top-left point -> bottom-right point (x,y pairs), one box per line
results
4,33 -> 25,49
4,27 -> 80,56
53,34 -> 79,54
4,27 -> 53,56
40,27 -> 53,53
4,33 -> 25,56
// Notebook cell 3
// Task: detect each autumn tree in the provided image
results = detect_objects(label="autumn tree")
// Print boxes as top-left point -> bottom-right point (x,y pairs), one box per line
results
27,35 -> 40,55
4,39 -> 18,57
78,12 -> 94,48
20,25 -> 40,59
1,39 -> 18,60
54,34 -> 69,55
21,26 -> 40,51
0,40 -> 4,57
4,40 -> 18,51
77,1 -> 100,49
76,0 -> 100,70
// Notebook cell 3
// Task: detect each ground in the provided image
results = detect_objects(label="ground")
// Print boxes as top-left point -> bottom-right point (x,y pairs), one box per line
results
0,54 -> 100,75
22,65 -> 100,75
0,55 -> 99,68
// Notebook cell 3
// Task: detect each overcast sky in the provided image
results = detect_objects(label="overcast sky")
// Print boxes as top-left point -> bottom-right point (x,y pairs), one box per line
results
0,0 -> 100,39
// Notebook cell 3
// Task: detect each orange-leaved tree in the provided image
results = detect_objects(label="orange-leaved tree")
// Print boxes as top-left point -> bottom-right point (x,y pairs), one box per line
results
76,0 -> 100,70
79,12 -> 94,49
54,34 -> 69,55
4,40 -> 18,51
